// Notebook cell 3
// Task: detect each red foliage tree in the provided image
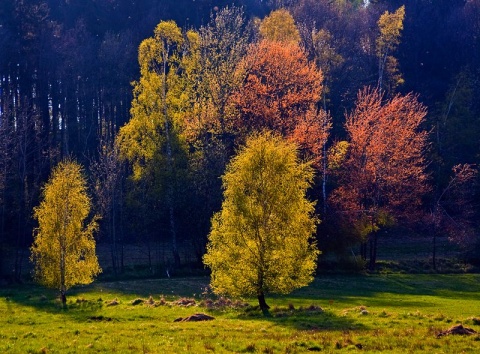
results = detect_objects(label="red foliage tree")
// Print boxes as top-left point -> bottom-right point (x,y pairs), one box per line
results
331,87 -> 430,269
232,40 -> 330,166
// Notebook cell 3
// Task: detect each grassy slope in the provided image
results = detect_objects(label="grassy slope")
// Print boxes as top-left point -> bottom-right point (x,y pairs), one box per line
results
1,274 -> 480,353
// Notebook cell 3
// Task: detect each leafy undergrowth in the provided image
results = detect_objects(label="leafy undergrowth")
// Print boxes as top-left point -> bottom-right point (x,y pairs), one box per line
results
1,274 -> 480,353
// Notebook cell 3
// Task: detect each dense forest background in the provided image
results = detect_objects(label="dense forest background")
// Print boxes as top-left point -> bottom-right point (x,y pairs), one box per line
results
1,0 -> 480,280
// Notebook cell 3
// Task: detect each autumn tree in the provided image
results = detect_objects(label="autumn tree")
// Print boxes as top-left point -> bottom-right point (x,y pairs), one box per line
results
31,160 -> 101,306
309,28 -> 344,213
376,5 -> 405,94
204,132 -> 319,313
183,6 -> 250,148
233,39 -> 330,166
233,38 -> 331,215
259,9 -> 301,44
331,87 -> 429,270
181,7 -> 251,251
117,21 -> 196,268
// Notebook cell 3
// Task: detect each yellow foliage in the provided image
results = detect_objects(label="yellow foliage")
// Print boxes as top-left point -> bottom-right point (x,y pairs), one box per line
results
203,132 -> 319,299
376,6 -> 405,93
312,29 -> 344,84
31,160 -> 101,294
376,5 -> 405,57
328,140 -> 349,170
117,21 -> 195,180
259,9 -> 301,44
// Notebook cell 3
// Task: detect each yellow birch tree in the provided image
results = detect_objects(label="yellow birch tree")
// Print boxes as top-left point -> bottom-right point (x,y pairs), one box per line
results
31,160 -> 100,306
376,5 -> 405,93
203,132 -> 319,313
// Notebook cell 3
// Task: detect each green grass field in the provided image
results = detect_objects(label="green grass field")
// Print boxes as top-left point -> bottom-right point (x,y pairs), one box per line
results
1,274 -> 480,353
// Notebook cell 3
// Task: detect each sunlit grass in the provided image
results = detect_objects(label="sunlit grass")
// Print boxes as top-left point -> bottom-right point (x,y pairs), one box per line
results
1,274 -> 479,353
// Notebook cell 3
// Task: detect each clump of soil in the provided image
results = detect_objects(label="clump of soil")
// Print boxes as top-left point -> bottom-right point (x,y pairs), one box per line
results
307,304 -> 324,312
106,298 -> 119,306
174,313 -> 215,322
172,297 -> 196,307
437,324 -> 477,338
131,298 -> 144,306
89,315 -> 113,322
145,296 -> 155,306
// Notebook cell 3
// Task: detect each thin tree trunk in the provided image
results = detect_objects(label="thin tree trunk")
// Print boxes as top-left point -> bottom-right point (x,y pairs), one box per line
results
162,46 -> 180,268
60,238 -> 66,307
119,177 -> 125,274
110,189 -> 117,276
369,231 -> 378,271
322,95 -> 328,217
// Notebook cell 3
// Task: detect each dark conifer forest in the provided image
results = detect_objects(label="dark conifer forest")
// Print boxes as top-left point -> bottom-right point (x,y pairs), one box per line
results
1,0 -> 480,279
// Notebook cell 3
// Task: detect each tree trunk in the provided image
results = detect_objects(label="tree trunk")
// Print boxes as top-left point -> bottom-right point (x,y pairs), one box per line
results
360,242 -> 367,261
432,229 -> 437,271
60,288 -> 67,307
369,231 -> 378,271
162,46 -> 180,269
322,94 -> 328,217
110,190 -> 118,276
257,292 -> 270,314
60,231 -> 67,307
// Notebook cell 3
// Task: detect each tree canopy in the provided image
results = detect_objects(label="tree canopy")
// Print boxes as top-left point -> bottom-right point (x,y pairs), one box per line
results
203,132 -> 319,311
331,87 -> 429,269
30,159 -> 100,305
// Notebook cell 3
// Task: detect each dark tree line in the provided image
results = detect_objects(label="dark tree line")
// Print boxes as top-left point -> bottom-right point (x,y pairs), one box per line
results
1,0 -> 480,279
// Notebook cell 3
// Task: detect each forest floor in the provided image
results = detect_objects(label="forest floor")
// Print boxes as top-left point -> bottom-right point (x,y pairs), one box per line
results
1,274 -> 480,353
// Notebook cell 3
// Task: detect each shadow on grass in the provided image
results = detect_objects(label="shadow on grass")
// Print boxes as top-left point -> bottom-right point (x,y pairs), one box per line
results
0,283 -> 107,321
232,305 -> 367,332
2,273 -> 479,323
0,276 -> 210,321
292,274 -> 480,301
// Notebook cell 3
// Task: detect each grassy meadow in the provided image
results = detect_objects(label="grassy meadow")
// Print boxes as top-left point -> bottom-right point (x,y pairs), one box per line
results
1,274 -> 480,353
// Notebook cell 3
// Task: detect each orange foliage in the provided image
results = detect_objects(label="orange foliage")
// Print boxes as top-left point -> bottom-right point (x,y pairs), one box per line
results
232,40 -> 329,164
331,87 -> 429,223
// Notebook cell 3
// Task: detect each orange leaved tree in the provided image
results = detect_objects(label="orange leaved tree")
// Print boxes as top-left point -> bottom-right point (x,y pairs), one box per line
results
232,39 -> 330,166
331,87 -> 429,270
